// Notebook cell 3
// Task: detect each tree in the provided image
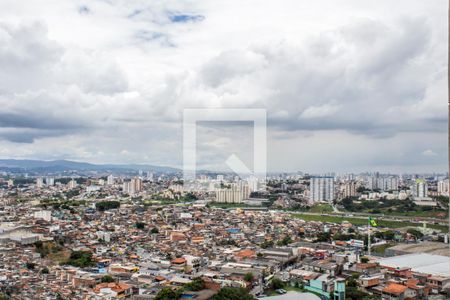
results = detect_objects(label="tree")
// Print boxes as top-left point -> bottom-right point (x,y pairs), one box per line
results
212,287 -> 255,300
34,241 -> 50,258
270,277 -> 285,290
96,201 -> 120,211
385,230 -> 395,240
315,232 -> 331,243
0,294 -> 8,300
346,277 -> 377,300
407,229 -> 424,240
360,257 -> 369,263
184,277 -> 204,291
151,227 -> 159,234
183,192 -> 198,201
342,197 -> 355,211
101,275 -> 115,283
260,240 -> 274,249
277,236 -> 293,246
41,267 -> 49,274
56,294 -> 64,300
155,287 -> 182,300
26,262 -> 35,270
357,186 -> 368,193
65,251 -> 95,267
135,222 -> 146,230
244,272 -> 254,282
346,287 -> 374,300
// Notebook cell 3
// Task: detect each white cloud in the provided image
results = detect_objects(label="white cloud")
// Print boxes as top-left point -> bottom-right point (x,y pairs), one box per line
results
0,0 -> 446,172
422,149 -> 438,156
300,103 -> 341,119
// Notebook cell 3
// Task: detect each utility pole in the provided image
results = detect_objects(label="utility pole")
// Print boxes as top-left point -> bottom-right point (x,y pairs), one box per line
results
368,218 -> 371,256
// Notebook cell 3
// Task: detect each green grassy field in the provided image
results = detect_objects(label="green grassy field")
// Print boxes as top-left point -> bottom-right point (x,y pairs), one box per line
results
292,213 -> 448,232
309,204 -> 334,213
372,243 -> 396,255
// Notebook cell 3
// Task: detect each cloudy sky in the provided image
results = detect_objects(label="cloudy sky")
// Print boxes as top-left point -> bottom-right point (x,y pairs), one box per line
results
0,0 -> 447,173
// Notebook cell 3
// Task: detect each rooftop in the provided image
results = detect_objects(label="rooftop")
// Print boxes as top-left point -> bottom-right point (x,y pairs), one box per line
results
388,242 -> 450,257
383,283 -> 407,295
377,253 -> 450,277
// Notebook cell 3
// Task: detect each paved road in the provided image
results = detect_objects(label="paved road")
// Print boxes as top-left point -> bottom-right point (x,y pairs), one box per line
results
286,211 -> 448,227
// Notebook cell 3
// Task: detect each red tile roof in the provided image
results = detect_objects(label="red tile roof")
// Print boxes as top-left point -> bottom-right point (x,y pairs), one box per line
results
171,257 -> 186,264
383,283 -> 407,295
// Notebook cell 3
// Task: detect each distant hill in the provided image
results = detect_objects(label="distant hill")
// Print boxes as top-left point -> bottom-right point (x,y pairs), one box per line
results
0,159 -> 180,173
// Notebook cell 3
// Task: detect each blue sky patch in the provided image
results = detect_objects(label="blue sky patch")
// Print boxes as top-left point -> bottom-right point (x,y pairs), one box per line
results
78,5 -> 90,15
168,13 -> 204,23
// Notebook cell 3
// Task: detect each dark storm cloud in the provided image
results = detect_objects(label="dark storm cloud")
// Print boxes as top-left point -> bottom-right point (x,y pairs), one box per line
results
0,128 -> 82,143
0,111 -> 85,130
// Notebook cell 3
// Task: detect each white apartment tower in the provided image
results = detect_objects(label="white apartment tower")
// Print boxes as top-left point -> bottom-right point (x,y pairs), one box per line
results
36,177 -> 44,188
107,175 -> 115,185
215,184 -> 250,203
438,179 -> 449,196
45,177 -> 55,186
385,177 -> 399,191
367,175 -> 398,191
246,176 -> 259,192
146,172 -> 154,181
411,179 -> 428,198
310,176 -> 334,202
68,179 -> 78,189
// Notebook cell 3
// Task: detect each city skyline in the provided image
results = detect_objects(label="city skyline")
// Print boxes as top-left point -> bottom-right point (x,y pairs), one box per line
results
0,0 -> 447,173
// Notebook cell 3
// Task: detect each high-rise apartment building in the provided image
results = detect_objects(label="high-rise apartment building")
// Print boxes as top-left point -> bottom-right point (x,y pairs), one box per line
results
215,184 -> 250,203
343,181 -> 357,198
107,175 -> 115,185
36,177 -> 44,188
131,177 -> 143,193
246,176 -> 259,192
123,177 -> 143,194
147,172 -> 154,181
68,179 -> 78,189
367,175 -> 398,191
438,179 -> 449,196
310,176 -> 334,202
411,179 -> 428,198
385,177 -> 399,191
46,177 -> 55,186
